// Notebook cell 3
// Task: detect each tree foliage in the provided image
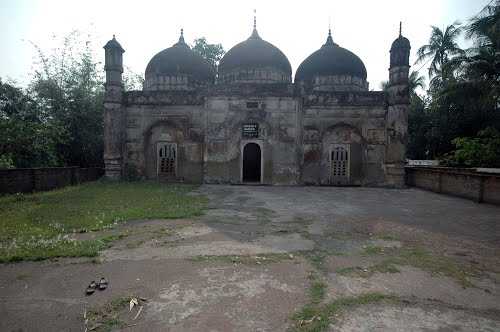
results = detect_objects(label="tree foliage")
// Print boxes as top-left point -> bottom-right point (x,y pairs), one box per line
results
29,31 -> 105,167
0,78 -> 61,168
443,127 -> 500,167
408,1 -> 500,166
415,23 -> 465,81
0,31 -> 105,168
191,37 -> 225,69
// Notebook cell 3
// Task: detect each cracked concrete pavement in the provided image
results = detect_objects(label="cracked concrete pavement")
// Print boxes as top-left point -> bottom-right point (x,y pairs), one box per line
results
1,185 -> 499,331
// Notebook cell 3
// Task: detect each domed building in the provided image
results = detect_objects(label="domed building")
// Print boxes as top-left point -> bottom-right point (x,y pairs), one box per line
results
103,20 -> 411,187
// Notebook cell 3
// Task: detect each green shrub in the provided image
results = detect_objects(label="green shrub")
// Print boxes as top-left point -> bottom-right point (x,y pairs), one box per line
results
441,127 -> 500,167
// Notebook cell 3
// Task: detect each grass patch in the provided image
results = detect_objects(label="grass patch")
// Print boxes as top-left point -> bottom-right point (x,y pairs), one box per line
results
301,250 -> 329,272
292,293 -> 394,332
355,246 -> 478,287
0,234 -> 124,263
308,273 -> 327,305
86,296 -> 132,332
362,245 -> 387,255
0,181 -> 206,262
377,234 -> 400,241
190,253 -> 295,265
393,247 -> 477,287
337,261 -> 400,278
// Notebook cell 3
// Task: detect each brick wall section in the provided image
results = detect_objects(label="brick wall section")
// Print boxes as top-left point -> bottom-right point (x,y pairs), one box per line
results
0,167 -> 104,195
406,166 -> 500,205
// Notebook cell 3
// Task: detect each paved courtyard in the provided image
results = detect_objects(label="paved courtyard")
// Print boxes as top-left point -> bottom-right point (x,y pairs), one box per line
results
1,185 -> 499,331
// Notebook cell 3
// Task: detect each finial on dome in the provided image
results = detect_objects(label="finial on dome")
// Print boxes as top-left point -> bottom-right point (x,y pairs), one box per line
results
399,21 -> 402,37
113,34 -> 116,39
178,28 -> 185,44
174,28 -> 188,47
249,9 -> 261,39
324,26 -> 335,47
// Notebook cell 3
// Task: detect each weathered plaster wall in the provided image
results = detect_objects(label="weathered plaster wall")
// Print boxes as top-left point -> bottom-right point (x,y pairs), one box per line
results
205,93 -> 300,185
301,91 -> 387,186
123,91 -> 205,182
119,88 -> 395,187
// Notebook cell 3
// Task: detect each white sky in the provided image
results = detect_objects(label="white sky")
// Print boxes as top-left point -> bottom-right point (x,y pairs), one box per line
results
0,0 -> 491,90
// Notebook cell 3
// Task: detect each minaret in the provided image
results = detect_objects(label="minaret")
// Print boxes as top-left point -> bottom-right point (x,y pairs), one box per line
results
103,35 -> 125,179
385,22 -> 411,187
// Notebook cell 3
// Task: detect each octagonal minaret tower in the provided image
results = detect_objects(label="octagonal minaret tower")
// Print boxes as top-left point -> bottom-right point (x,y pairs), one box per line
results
385,23 -> 411,187
103,35 -> 125,179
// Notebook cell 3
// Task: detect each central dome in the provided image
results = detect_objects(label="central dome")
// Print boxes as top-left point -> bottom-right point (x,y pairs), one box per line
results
295,30 -> 368,91
218,25 -> 292,84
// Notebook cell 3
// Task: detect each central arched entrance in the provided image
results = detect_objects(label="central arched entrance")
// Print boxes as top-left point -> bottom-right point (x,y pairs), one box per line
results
242,143 -> 261,182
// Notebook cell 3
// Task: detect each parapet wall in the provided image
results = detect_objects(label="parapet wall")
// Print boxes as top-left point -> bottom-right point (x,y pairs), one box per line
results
405,166 -> 500,205
0,167 -> 104,194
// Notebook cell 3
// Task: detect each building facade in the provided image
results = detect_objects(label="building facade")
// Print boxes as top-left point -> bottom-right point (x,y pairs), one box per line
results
103,22 -> 411,187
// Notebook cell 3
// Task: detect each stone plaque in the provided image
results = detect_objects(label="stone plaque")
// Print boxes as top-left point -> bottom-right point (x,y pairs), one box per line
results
242,123 -> 259,138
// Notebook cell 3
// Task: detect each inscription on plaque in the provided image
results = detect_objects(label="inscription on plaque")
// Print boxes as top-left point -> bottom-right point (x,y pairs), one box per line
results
242,123 -> 259,138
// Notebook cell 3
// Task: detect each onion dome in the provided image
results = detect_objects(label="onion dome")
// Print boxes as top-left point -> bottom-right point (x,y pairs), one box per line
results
390,22 -> 411,68
295,29 -> 368,91
144,29 -> 215,91
218,16 -> 292,84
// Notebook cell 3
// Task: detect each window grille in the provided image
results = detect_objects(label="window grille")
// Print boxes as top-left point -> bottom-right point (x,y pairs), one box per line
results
157,143 -> 176,177
330,144 -> 350,184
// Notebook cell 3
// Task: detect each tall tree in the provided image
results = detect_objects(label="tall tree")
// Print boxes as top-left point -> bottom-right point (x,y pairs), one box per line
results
192,37 -> 225,70
408,71 -> 426,101
29,31 -> 105,167
466,0 -> 500,50
415,23 -> 465,87
0,79 -> 61,168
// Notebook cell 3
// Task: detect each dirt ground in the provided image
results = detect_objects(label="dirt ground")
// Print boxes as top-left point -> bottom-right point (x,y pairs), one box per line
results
1,185 -> 499,331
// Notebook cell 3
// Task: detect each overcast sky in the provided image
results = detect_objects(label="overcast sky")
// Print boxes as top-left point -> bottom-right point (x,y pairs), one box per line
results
0,0 -> 491,90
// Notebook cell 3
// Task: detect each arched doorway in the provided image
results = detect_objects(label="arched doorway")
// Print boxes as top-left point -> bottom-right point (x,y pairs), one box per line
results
242,143 -> 261,182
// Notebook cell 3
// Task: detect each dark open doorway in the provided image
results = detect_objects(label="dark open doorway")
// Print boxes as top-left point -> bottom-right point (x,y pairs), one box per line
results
242,143 -> 261,182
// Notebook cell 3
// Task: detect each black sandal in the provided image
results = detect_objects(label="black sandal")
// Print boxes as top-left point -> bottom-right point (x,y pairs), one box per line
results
86,281 -> 97,295
98,277 -> 108,290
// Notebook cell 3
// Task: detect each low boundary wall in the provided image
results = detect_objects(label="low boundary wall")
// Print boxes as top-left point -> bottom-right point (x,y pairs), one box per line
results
405,166 -> 500,205
0,167 -> 104,194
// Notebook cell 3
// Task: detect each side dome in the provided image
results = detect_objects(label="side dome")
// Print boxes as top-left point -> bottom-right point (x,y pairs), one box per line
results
218,26 -> 292,84
144,29 -> 215,91
295,30 -> 368,92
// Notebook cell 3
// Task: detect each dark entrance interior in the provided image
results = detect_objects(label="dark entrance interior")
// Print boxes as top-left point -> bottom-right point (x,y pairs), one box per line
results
243,143 -> 261,182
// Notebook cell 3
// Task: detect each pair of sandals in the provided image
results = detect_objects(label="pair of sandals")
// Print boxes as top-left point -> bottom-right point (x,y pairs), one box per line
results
85,277 -> 108,295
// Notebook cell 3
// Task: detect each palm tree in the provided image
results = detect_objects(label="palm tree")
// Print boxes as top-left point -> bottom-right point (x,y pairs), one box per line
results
446,2 -> 500,105
408,71 -> 426,100
466,0 -> 499,50
415,23 -> 465,81
379,71 -> 425,99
